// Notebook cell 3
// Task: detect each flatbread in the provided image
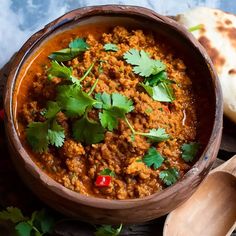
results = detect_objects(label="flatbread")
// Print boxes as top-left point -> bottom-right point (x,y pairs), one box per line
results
176,7 -> 236,123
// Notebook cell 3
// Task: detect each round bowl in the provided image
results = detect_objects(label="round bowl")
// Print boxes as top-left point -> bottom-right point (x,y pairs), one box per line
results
4,5 -> 223,224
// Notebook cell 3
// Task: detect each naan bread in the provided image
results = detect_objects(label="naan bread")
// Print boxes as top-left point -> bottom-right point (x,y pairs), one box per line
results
176,7 -> 236,123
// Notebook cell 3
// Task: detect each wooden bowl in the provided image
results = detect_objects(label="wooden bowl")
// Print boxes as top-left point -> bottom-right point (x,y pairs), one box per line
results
4,5 -> 223,224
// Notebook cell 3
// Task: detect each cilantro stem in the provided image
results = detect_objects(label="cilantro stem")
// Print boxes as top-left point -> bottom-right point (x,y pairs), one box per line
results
79,63 -> 94,82
188,24 -> 203,32
124,116 -> 136,134
88,78 -> 99,95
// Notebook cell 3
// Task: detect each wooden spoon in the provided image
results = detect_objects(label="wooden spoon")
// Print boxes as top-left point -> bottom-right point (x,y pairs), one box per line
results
163,155 -> 236,236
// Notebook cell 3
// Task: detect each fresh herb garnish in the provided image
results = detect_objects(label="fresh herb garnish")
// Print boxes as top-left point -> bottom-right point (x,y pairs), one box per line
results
159,168 -> 180,186
73,114 -> 105,145
44,101 -> 61,119
47,61 -> 80,86
181,142 -> 199,162
143,147 -> 164,169
48,38 -> 89,62
56,84 -> 97,117
138,128 -> 170,142
123,49 -> 166,77
26,119 -> 65,153
100,168 -> 115,177
0,207 -> 55,236
95,92 -> 134,131
188,24 -> 203,32
104,43 -> 119,52
140,71 -> 175,102
95,224 -> 123,236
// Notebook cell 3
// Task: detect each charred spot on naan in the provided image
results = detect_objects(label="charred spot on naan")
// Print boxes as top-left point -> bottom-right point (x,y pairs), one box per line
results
198,36 -> 225,72
216,25 -> 236,48
229,69 -> 236,75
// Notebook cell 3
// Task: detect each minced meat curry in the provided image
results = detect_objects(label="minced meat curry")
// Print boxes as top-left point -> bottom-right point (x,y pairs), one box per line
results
15,25 -> 198,199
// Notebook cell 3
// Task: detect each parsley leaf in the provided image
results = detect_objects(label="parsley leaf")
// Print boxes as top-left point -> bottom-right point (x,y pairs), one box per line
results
95,92 -> 134,131
44,101 -> 61,119
26,121 -> 49,153
159,168 -> 180,186
143,147 -> 164,169
49,38 -> 89,62
100,168 -> 115,177
123,49 -> 166,77
0,207 -> 26,223
95,224 -> 123,236
104,43 -> 119,52
47,61 -> 80,86
138,128 -> 170,142
57,85 -> 97,117
73,115 -> 105,144
181,142 -> 199,162
47,120 -> 65,147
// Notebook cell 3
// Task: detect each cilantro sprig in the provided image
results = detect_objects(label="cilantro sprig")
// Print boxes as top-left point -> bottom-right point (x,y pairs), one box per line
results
159,167 -> 180,186
0,207 -> 55,236
142,147 -> 164,169
181,142 -> 199,162
49,38 -> 89,62
95,224 -> 123,236
104,43 -> 119,52
100,168 -> 115,177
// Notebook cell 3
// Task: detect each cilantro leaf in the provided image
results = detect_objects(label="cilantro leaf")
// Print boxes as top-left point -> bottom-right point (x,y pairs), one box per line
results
49,38 -> 89,62
104,43 -> 119,52
69,38 -> 89,50
57,85 -> 97,117
15,222 -> 32,236
73,115 -> 105,144
0,207 -> 26,223
26,121 -> 49,153
95,224 -> 123,236
159,168 -> 180,186
100,168 -> 115,177
95,92 -> 134,131
47,120 -> 65,147
181,142 -> 199,162
123,49 -> 166,77
44,101 -> 61,119
138,128 -> 170,142
47,61 -> 80,86
143,147 -> 164,169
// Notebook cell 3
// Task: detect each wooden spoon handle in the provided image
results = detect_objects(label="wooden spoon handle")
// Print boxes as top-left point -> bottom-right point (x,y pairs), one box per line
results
212,155 -> 236,177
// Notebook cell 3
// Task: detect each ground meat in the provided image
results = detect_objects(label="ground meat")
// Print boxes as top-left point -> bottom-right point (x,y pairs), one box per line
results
16,26 -> 198,199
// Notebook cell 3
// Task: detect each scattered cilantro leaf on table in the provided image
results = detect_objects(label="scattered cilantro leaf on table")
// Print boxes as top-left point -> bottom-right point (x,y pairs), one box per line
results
0,207 -> 27,223
47,61 -> 80,86
104,43 -> 119,52
188,24 -> 203,32
137,128 -> 170,142
49,38 -> 89,62
95,92 -> 134,131
95,224 -> 123,236
181,142 -> 199,162
73,115 -> 105,144
100,168 -> 115,177
57,85 -> 97,117
123,49 -> 166,77
143,147 -> 164,169
159,167 -> 180,186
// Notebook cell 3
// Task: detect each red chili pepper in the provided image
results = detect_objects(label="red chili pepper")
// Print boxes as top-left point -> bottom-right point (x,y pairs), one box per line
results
95,175 -> 111,187
163,105 -> 170,113
0,109 -> 4,121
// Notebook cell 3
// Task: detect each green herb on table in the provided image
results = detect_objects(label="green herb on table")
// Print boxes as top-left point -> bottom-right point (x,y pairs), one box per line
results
123,49 -> 166,77
188,24 -> 203,32
95,224 -> 123,236
49,38 -> 89,62
0,207 -> 55,236
140,71 -> 175,102
73,114 -> 105,145
47,61 -> 81,86
142,147 -> 164,169
100,168 -> 115,177
103,43 -> 119,52
181,142 -> 199,162
94,92 -> 134,131
159,167 -> 180,186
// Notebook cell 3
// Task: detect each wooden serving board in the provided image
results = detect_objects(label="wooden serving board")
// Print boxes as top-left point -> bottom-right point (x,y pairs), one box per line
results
0,56 -> 236,235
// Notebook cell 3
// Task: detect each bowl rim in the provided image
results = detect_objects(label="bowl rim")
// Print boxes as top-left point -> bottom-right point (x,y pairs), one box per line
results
4,5 -> 223,209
